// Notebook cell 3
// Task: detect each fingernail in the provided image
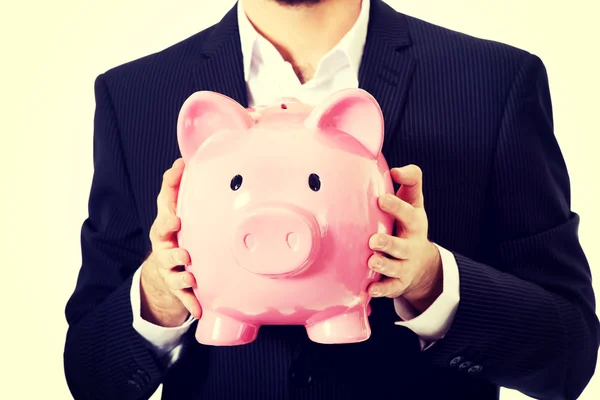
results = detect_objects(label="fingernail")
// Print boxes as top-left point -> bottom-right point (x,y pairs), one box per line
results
379,195 -> 391,207
375,235 -> 386,248
369,235 -> 383,249
370,255 -> 382,270
173,251 -> 183,264
370,287 -> 381,296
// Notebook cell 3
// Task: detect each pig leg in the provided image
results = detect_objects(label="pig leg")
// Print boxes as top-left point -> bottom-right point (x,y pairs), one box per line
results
305,305 -> 371,344
195,310 -> 259,346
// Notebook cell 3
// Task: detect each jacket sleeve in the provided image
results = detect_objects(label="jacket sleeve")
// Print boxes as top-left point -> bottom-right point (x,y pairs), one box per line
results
424,53 -> 600,400
63,74 -> 189,400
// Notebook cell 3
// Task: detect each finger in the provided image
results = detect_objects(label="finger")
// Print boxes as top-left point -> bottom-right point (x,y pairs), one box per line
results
378,194 -> 419,232
367,253 -> 405,278
391,165 -> 424,208
155,248 -> 191,269
368,277 -> 408,298
149,215 -> 181,245
156,158 -> 186,214
369,234 -> 410,260
173,288 -> 203,319
163,269 -> 196,290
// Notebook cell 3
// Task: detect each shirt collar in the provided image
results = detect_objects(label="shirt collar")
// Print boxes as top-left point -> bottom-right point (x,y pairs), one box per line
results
237,0 -> 370,81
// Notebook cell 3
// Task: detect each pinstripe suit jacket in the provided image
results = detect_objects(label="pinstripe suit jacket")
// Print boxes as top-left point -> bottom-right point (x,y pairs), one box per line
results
64,1 -> 599,399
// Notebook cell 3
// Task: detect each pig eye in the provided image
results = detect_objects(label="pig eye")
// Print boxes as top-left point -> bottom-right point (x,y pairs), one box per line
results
230,174 -> 243,191
308,173 -> 321,191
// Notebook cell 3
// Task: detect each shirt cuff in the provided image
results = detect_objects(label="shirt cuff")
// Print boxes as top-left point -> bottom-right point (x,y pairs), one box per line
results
393,243 -> 460,351
130,266 -> 195,364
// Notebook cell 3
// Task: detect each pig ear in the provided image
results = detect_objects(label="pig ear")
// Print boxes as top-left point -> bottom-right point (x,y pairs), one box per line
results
305,88 -> 384,158
177,91 -> 254,162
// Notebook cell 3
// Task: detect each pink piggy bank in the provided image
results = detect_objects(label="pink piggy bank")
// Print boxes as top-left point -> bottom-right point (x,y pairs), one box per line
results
175,88 -> 395,346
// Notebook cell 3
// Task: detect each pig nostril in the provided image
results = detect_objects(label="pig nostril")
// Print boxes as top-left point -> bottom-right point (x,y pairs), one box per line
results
244,234 -> 258,252
286,232 -> 298,250
280,104 -> 287,109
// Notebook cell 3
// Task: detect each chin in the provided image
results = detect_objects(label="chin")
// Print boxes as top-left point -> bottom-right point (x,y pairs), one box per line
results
273,0 -> 324,5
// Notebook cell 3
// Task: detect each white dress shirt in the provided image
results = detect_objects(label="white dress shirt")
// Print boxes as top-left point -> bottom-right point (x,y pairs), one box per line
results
130,0 -> 460,366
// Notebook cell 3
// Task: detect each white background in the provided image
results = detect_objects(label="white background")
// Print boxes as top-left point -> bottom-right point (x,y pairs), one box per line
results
1,0 -> 599,399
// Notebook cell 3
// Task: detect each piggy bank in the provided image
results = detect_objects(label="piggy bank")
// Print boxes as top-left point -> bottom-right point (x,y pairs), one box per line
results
175,88 -> 395,346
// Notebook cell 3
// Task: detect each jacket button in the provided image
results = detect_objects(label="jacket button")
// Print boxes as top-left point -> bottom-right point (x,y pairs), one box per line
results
127,379 -> 142,392
459,361 -> 473,370
135,369 -> 149,384
449,356 -> 463,367
289,365 -> 313,387
468,365 -> 483,374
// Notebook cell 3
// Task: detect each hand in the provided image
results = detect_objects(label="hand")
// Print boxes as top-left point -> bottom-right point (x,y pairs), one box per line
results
140,158 -> 201,327
367,165 -> 443,313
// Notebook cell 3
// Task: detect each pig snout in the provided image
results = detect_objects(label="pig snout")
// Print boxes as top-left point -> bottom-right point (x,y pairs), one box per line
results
232,206 -> 320,277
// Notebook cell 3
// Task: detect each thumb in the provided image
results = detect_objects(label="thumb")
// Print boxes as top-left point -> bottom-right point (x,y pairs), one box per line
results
391,165 -> 424,208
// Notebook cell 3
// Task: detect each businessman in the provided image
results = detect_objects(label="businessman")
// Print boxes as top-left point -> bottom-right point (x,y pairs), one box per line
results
64,0 -> 600,399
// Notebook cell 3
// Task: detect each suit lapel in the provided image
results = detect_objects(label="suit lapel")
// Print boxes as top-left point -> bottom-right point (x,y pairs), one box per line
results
187,0 -> 417,155
359,0 -> 417,156
191,3 -> 249,108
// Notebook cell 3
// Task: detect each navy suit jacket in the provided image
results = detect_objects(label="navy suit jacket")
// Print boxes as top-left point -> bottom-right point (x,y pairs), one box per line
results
63,1 -> 599,399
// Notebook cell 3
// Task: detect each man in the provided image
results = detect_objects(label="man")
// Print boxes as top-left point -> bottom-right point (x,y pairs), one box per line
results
63,0 -> 600,399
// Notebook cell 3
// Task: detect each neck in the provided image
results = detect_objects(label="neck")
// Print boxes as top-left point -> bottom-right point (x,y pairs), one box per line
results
243,0 -> 362,83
